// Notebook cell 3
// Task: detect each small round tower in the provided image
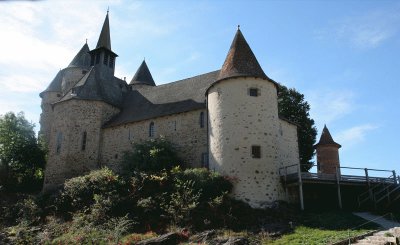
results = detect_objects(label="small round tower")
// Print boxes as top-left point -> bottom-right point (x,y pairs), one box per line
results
314,125 -> 341,174
207,28 -> 284,208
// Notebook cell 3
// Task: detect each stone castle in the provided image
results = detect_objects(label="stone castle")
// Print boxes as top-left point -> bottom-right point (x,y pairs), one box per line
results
39,13 -> 329,208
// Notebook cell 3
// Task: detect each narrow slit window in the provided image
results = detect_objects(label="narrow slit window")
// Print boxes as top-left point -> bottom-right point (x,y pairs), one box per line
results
81,131 -> 87,151
249,88 -> 259,97
149,122 -> 155,137
200,112 -> 205,128
109,56 -> 115,68
95,53 -> 100,64
56,132 -> 63,154
251,145 -> 261,158
103,53 -> 109,65
201,153 -> 209,168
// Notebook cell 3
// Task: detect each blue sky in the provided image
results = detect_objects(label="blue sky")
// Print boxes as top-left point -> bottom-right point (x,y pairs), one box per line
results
0,0 -> 399,176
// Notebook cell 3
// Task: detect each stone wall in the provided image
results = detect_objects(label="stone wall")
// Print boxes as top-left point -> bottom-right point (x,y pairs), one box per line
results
43,99 -> 119,191
101,109 -> 208,171
60,67 -> 88,95
278,119 -> 300,173
39,91 -> 61,146
207,77 -> 286,208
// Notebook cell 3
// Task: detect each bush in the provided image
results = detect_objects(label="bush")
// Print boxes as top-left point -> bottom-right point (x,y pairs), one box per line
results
122,137 -> 182,173
55,168 -> 127,215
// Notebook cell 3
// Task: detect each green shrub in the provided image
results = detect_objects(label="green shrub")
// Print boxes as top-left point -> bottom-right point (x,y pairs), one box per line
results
55,168 -> 127,215
122,137 -> 182,173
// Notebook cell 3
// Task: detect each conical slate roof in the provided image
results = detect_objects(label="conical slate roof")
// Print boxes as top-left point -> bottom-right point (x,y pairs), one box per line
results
217,28 -> 268,81
68,43 -> 90,68
314,125 -> 341,148
130,60 -> 155,86
96,12 -> 111,50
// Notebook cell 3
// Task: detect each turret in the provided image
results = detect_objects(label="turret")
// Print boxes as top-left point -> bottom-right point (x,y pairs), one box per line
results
129,60 -> 156,88
88,11 -> 118,79
206,27 -> 284,208
314,125 -> 341,174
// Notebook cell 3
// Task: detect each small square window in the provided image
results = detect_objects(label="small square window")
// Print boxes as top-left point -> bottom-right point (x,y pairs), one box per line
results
249,88 -> 259,97
251,145 -> 261,158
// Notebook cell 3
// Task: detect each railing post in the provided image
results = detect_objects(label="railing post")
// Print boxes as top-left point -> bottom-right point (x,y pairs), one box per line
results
336,167 -> 342,209
393,170 -> 397,185
298,164 -> 304,211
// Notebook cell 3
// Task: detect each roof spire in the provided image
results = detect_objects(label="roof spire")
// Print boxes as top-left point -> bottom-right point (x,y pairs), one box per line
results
107,6 -> 109,14
129,60 -> 155,86
95,11 -> 112,50
314,125 -> 341,148
217,27 -> 268,81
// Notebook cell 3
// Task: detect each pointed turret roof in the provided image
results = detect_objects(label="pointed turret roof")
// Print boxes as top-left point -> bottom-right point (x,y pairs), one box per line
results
68,43 -> 90,68
314,125 -> 341,148
130,60 -> 155,86
217,28 -> 268,81
96,12 -> 111,50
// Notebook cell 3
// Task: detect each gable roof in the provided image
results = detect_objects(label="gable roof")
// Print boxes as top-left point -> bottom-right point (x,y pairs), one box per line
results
104,70 -> 219,127
217,28 -> 268,82
314,125 -> 341,148
129,60 -> 155,86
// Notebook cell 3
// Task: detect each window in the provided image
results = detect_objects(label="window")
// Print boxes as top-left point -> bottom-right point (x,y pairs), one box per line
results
199,112 -> 205,128
149,122 -> 155,137
251,145 -> 261,158
56,132 -> 63,154
81,131 -> 87,151
95,53 -> 100,64
109,56 -> 115,68
201,153 -> 209,168
103,53 -> 109,65
90,54 -> 95,66
249,88 -> 259,97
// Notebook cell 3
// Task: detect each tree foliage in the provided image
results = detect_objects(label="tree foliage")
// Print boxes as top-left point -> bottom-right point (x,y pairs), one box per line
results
0,112 -> 45,192
122,137 -> 182,173
277,84 -> 317,171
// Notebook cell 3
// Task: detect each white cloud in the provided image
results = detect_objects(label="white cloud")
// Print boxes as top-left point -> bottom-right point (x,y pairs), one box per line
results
306,89 -> 354,127
336,124 -> 378,147
317,6 -> 400,49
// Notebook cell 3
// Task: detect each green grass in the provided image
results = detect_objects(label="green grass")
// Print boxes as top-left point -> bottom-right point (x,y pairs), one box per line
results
266,211 -> 379,245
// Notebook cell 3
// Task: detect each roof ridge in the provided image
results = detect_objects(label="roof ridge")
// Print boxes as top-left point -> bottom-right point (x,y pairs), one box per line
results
156,70 -> 220,88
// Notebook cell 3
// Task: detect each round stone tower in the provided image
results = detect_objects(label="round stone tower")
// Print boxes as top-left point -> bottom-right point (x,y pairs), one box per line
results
207,28 -> 284,208
314,125 -> 341,174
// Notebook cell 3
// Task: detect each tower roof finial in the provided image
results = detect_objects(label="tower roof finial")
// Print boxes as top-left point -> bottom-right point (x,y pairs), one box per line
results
107,6 -> 109,14
237,24 -> 240,30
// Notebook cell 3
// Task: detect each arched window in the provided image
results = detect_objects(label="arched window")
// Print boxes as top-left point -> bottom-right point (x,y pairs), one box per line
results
199,111 -> 205,128
81,131 -> 87,151
149,122 -> 155,137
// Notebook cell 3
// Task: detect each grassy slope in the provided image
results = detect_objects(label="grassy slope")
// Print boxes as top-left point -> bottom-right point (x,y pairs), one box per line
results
268,211 -> 379,244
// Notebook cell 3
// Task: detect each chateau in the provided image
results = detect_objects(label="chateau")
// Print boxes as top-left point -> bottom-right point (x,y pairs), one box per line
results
40,13 -> 302,208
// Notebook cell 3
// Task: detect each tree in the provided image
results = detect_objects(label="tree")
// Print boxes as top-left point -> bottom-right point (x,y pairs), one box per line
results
277,84 -> 317,171
122,137 -> 182,174
0,112 -> 45,192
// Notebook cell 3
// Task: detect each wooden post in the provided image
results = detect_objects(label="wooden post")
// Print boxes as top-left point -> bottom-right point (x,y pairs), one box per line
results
336,167 -> 342,209
393,170 -> 397,185
298,164 -> 304,211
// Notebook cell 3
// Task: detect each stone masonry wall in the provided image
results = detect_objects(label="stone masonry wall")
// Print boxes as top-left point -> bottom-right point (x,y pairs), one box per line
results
39,91 -> 61,146
101,109 -> 208,171
278,119 -> 300,203
207,77 -> 287,208
43,99 -> 119,191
